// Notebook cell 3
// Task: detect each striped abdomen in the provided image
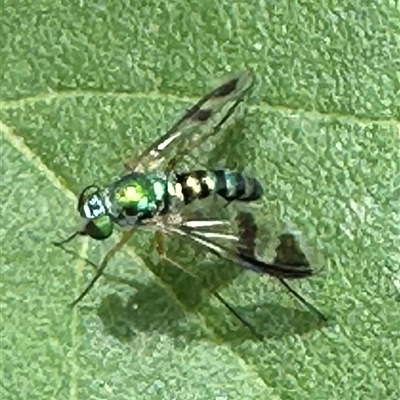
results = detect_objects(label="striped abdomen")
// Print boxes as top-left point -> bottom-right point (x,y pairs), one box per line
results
175,170 -> 263,205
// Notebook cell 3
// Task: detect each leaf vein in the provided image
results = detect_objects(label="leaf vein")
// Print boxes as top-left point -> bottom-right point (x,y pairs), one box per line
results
1,89 -> 398,127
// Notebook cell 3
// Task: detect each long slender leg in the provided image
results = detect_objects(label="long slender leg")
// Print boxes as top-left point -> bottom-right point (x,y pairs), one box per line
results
154,230 -> 166,255
153,232 -> 263,340
211,292 -> 264,340
69,229 -> 136,307
278,278 -> 328,322
55,244 -> 100,272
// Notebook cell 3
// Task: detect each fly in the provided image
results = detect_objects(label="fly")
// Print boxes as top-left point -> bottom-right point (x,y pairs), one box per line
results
54,70 -> 326,339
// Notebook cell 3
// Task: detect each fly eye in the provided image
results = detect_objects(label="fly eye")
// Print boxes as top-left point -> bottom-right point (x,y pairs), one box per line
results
78,185 -> 101,212
84,217 -> 113,240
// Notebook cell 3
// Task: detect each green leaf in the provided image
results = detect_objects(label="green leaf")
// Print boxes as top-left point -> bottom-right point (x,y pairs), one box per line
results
1,1 -> 399,399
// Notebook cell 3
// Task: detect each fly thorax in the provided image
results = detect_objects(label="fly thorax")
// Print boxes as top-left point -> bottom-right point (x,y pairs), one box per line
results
110,173 -> 168,224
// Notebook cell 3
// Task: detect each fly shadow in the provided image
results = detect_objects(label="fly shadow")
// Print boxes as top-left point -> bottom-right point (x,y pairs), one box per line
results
96,273 -> 326,345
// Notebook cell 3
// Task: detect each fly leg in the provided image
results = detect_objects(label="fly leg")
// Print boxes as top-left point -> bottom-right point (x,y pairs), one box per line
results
152,224 -> 263,340
154,229 -> 167,256
69,229 -> 136,307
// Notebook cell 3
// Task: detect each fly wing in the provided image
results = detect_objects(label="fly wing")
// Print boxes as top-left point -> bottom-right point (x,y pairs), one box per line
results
124,70 -> 255,172
235,211 -> 312,268
157,210 -> 315,279
157,210 -> 326,320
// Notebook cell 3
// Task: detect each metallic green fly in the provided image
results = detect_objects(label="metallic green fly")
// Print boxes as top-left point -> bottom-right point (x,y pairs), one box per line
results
55,70 -> 325,338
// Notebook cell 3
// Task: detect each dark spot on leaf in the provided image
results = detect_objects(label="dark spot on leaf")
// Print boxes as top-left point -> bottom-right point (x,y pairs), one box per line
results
194,108 -> 212,122
214,78 -> 238,97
